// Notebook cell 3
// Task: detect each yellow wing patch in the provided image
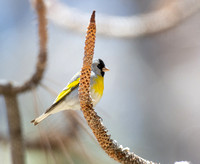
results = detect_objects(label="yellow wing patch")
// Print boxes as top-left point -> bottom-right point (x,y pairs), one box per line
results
53,77 -> 80,104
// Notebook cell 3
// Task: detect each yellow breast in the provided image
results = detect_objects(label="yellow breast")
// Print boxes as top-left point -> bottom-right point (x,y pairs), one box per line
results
91,75 -> 104,97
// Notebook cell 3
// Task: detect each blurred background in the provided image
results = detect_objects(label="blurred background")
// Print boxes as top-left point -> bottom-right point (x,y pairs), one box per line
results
1,0 -> 200,163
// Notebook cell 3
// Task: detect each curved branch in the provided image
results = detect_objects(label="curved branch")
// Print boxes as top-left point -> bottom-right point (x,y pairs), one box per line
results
0,0 -> 47,95
78,11 -> 156,164
13,0 -> 47,93
42,0 -> 200,38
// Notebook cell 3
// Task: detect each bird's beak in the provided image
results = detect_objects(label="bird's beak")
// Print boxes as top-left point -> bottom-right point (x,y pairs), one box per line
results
102,67 -> 109,72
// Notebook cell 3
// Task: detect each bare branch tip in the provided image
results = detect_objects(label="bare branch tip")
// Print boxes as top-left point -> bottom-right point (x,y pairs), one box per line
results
90,10 -> 96,23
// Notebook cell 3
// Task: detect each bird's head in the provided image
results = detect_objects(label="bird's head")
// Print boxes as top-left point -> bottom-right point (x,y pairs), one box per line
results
92,59 -> 109,77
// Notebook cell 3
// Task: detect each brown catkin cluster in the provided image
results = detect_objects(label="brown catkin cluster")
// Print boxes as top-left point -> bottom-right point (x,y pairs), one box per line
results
79,11 -> 157,164
79,11 -> 96,105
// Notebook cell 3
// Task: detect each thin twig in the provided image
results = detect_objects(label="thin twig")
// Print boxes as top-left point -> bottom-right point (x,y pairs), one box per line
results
68,111 -> 97,143
56,137 -> 75,164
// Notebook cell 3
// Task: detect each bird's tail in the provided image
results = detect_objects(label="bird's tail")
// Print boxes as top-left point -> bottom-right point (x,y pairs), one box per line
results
31,113 -> 50,126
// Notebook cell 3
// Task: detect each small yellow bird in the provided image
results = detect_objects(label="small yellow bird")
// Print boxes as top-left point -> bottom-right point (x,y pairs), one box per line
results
31,59 -> 109,125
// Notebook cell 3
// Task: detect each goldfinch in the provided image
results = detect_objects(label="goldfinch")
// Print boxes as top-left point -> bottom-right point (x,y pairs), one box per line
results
31,59 -> 109,125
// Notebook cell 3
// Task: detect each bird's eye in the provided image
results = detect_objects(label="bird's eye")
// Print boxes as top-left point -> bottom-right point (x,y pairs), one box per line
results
97,64 -> 101,69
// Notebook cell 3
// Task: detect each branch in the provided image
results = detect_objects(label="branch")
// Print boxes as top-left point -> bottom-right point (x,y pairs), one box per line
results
13,0 -> 47,93
0,0 -> 48,164
4,85 -> 25,164
0,0 -> 47,94
41,0 -> 200,38
78,11 -> 156,164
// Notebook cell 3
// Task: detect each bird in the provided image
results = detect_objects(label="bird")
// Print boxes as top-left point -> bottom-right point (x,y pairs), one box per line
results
31,59 -> 109,125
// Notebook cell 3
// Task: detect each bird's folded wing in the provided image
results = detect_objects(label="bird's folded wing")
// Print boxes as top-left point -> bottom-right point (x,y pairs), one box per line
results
53,77 -> 80,104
